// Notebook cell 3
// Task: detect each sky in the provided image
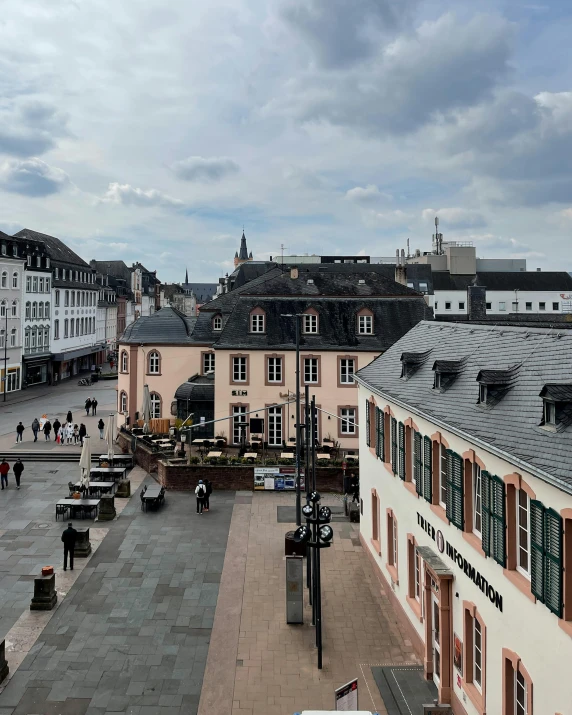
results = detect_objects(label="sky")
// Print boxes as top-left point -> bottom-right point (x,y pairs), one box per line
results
1,0 -> 572,282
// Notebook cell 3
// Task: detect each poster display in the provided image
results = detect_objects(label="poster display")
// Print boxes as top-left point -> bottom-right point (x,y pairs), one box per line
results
453,633 -> 463,674
254,467 -> 305,490
334,678 -> 358,711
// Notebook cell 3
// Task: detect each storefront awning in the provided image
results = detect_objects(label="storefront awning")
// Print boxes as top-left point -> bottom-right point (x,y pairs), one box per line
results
52,344 -> 105,362
417,546 -> 453,577
22,352 -> 52,363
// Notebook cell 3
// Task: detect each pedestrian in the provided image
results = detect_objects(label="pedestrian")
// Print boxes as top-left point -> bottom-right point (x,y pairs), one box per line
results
43,420 -> 52,441
0,459 -> 9,489
352,478 -> 360,504
204,478 -> 212,512
66,422 -> 74,445
98,418 -> 105,439
61,522 -> 77,571
195,479 -> 206,514
57,425 -> 65,445
66,410 -> 73,424
53,418 -> 61,437
31,418 -> 40,442
91,398 -> 98,416
84,398 -> 91,416
73,424 -> 79,444
16,422 -> 25,443
13,459 -> 23,489
79,423 -> 87,445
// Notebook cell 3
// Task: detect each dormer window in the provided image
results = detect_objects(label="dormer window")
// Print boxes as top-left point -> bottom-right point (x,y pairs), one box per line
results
539,383 -> 572,430
432,358 -> 467,392
544,401 -> 556,425
479,384 -> 488,403
476,365 -> 520,407
250,308 -> 265,333
400,349 -> 432,380
303,311 -> 319,334
434,372 -> 441,390
213,315 -> 222,331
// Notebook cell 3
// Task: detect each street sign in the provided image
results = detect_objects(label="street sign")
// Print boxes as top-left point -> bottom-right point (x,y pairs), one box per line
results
335,678 -> 358,711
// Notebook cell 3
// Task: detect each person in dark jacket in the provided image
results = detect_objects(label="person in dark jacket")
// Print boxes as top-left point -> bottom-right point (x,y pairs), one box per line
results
204,479 -> 213,512
79,424 -> 87,445
16,422 -> 25,443
84,398 -> 92,416
66,411 -> 73,424
13,459 -> 24,489
53,418 -> 61,436
31,418 -> 40,442
97,418 -> 105,439
43,420 -> 52,440
195,480 -> 206,514
61,522 -> 78,571
91,398 -> 98,416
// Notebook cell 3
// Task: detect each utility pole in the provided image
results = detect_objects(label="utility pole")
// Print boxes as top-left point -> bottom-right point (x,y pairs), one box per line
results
294,313 -> 301,526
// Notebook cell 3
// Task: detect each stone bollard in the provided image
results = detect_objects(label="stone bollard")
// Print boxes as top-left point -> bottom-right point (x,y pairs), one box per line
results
74,528 -> 92,558
30,573 -> 57,611
98,494 -> 116,521
0,640 -> 8,683
115,479 -> 131,498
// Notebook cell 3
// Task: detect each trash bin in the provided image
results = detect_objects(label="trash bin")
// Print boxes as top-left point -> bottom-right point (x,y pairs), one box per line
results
285,530 -> 307,557
91,373 -> 99,383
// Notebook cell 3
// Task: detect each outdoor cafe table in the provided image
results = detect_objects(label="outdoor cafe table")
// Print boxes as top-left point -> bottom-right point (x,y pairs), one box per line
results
207,451 -> 222,459
56,498 -> 100,520
345,454 -> 359,461
90,467 -> 127,482
74,481 -> 115,496
244,452 -> 258,459
317,453 -> 331,460
98,454 -> 133,468
192,439 -> 207,444
141,486 -> 163,511
280,453 -> 295,459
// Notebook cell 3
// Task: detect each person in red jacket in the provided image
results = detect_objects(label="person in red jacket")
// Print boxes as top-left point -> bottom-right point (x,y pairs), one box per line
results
0,459 -> 9,490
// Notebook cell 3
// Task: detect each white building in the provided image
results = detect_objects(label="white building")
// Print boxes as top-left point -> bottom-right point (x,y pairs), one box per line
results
0,234 -> 25,394
21,243 -> 53,386
356,321 -> 572,714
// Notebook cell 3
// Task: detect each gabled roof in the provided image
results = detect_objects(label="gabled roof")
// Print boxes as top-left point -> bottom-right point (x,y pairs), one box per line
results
120,307 -> 196,344
356,321 -> 572,493
15,229 -> 90,268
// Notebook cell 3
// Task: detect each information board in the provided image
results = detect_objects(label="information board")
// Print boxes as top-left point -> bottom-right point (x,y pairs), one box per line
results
254,467 -> 305,490
334,678 -> 358,711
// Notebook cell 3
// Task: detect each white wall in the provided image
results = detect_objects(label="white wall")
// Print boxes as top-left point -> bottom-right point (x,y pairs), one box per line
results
429,289 -> 571,315
358,386 -> 572,715
52,287 -> 98,353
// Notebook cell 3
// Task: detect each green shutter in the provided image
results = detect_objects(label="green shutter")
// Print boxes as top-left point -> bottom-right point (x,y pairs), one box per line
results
544,508 -> 563,617
391,418 -> 397,475
423,436 -> 432,502
398,422 -> 405,480
490,475 -> 506,567
481,471 -> 491,556
366,400 -> 371,447
446,450 -> 464,529
414,432 -> 422,495
530,499 -> 545,603
376,408 -> 385,461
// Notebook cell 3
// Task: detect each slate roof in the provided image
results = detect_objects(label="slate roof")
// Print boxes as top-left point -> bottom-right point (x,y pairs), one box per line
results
14,229 -> 90,268
175,374 -> 214,402
540,384 -> 572,402
182,282 -> 217,303
214,296 -> 432,351
431,271 -> 572,291
91,260 -> 132,284
356,321 -> 572,493
120,307 -> 197,344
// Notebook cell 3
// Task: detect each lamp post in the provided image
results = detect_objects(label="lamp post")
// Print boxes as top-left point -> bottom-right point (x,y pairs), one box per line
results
2,302 -> 7,402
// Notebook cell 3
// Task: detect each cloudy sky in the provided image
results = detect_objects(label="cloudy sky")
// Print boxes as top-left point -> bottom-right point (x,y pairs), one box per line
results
1,0 -> 572,282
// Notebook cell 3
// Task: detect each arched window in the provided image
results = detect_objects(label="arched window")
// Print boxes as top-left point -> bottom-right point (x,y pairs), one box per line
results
31,327 -> 37,348
249,307 -> 266,333
0,329 -> 4,348
38,302 -> 44,319
44,327 -> 49,346
1,271 -> 7,288
150,392 -> 161,418
213,314 -> 222,331
357,308 -> 374,335
44,302 -> 50,319
65,290 -> 69,307
25,302 -> 30,320
120,391 -> 128,413
148,351 -> 161,374
121,350 -> 129,373
0,300 -> 6,317
37,328 -> 43,348
24,327 -> 30,349
11,300 -> 17,318
32,302 -> 37,319
12,272 -> 18,289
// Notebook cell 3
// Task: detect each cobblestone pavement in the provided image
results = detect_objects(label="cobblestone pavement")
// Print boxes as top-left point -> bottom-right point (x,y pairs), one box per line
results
0,463 -> 235,715
199,492 -> 420,715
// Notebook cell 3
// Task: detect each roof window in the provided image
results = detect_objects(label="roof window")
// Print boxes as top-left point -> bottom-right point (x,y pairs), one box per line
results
476,365 -> 520,407
307,279 -> 314,284
400,349 -> 432,380
432,358 -> 467,392
539,383 -> 572,431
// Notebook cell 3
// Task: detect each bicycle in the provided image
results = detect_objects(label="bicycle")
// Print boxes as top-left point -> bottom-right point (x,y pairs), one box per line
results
78,378 -> 92,386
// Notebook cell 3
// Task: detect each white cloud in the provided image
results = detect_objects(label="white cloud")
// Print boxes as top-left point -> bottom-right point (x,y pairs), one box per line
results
98,182 -> 184,208
345,184 -> 392,204
0,158 -> 70,197
422,207 -> 486,229
171,156 -> 239,182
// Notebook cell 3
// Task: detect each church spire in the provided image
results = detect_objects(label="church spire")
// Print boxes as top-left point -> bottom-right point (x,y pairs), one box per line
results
185,267 -> 189,284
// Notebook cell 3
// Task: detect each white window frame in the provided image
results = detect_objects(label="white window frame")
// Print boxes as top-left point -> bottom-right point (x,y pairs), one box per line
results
120,391 -> 128,413
9,328 -> 16,347
232,405 -> 247,445
525,302 -> 532,311
203,352 -> 215,374
213,315 -> 222,331
439,443 -> 447,508
150,392 -> 161,418
12,272 -> 18,289
340,407 -> 356,435
553,302 -> 559,311
0,271 -> 6,288
515,668 -> 527,715
267,356 -> 282,383
121,351 -> 128,372
544,400 -> 556,425
473,463 -> 482,538
233,356 -> 247,382
445,301 -> 451,310
11,300 -> 17,318
479,384 -> 488,403
392,517 -> 398,567
303,313 -> 318,334
358,314 -> 373,334
267,405 -> 283,446
304,357 -> 318,384
148,351 -> 160,374
474,618 -> 482,692
414,547 -> 422,604
250,313 -> 265,333
340,358 -> 355,384
517,489 -> 531,579
499,301 -> 506,311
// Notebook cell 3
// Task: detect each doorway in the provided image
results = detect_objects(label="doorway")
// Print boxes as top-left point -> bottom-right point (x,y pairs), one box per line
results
432,592 -> 441,687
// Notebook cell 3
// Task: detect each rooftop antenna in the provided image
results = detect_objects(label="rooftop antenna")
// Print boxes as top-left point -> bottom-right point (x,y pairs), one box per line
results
406,238 -> 410,259
280,243 -> 287,267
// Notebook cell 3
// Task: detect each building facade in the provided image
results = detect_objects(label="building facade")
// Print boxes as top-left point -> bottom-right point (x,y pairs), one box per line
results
356,321 -> 572,714
22,242 -> 53,386
0,233 -> 25,394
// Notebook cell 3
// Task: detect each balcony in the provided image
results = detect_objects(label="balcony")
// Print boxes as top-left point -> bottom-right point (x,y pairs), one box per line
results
24,346 -> 50,356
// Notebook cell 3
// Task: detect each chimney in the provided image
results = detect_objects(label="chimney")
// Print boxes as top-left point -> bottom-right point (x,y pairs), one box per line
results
290,267 -> 298,280
394,249 -> 407,286
468,285 -> 487,321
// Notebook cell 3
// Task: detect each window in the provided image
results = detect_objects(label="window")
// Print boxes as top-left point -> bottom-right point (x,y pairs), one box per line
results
303,313 -> 318,334
464,605 -> 486,709
45,302 -> 49,319
213,315 -> 222,331
71,291 -> 75,307
31,302 -> 37,319
65,290 -> 69,307
439,443 -> 448,508
486,302 -> 492,310
55,290 -> 60,307
232,405 -> 247,445
553,302 -> 559,310
1,271 -> 6,288
434,301 -> 438,310
11,300 -> 17,318
529,500 -> 563,616
32,276 -> 38,292
340,358 -> 355,384
39,277 -> 44,292
0,329 -> 4,348
12,272 -> 18,289
37,328 -> 43,348
473,464 -> 482,537
25,302 -> 30,320
499,301 -> 506,311
516,669 -> 527,715
55,267 -> 59,279
26,276 -> 31,292
433,372 -> 441,390
544,400 -> 556,425
38,302 -> 43,319
250,313 -> 265,333
46,278 -> 50,291
0,244 -> 5,256
64,319 -> 69,338
474,618 -> 482,690
70,320 -> 75,337
525,302 -> 532,311
62,269 -> 66,280
36,256 -> 41,267
267,356 -> 282,383
419,282 -> 428,293
358,314 -> 373,334
203,352 -> 215,374
414,548 -> 421,603
24,328 -> 29,349
304,357 -> 318,383
387,511 -> 398,580
148,351 -> 160,374
120,391 -> 128,413
512,301 -> 519,311
445,302 -> 451,310
44,327 -> 49,346
150,392 -> 161,418
233,356 -> 247,382
268,405 -> 283,446
340,407 -> 356,434
413,431 -> 422,493
397,422 -> 405,480
54,319 -> 59,340
517,489 -> 531,578
10,328 -> 16,347
503,653 -> 532,715
479,384 -> 487,404
459,302 -> 465,310
539,302 -> 545,311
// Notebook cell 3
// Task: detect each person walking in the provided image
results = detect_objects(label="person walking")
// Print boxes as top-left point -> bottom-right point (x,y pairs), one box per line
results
79,423 -> 87,445
13,459 -> 23,489
204,479 -> 212,512
43,420 -> 52,441
16,422 -> 25,443
66,422 -> 74,445
91,398 -> 98,416
61,522 -> 78,571
31,418 -> 40,442
66,410 -> 73,424
57,425 -> 65,445
0,459 -> 9,489
98,418 -> 105,439
84,398 -> 92,416
73,424 -> 79,444
53,418 -> 61,439
195,480 -> 206,514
